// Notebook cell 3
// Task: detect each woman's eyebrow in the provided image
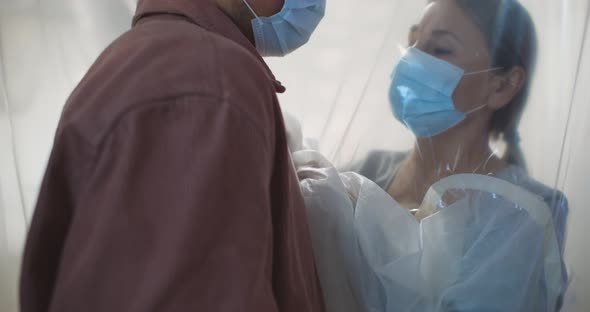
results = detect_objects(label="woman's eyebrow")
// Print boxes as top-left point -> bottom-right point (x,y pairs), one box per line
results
431,29 -> 463,45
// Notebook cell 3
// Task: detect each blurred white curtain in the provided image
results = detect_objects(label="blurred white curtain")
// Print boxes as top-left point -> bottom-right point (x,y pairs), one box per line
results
0,1 -> 133,310
1,0 -> 589,311
274,0 -> 589,187
558,3 -> 590,310
273,0 -> 590,310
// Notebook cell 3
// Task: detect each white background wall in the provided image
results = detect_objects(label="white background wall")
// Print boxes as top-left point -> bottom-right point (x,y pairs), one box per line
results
558,9 -> 590,309
1,0 -> 589,311
0,1 -> 133,310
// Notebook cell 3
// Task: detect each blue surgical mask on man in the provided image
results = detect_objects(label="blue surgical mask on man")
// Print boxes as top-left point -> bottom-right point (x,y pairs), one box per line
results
389,47 -> 500,138
242,0 -> 326,57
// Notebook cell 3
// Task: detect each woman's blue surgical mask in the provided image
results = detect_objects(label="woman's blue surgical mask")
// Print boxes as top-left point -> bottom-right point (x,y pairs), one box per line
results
389,47 -> 501,138
242,0 -> 326,57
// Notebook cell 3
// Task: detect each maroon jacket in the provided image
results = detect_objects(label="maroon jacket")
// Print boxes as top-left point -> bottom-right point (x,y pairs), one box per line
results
19,0 -> 325,311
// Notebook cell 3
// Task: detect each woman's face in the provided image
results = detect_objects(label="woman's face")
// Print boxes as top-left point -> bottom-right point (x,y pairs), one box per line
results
411,0 -> 494,114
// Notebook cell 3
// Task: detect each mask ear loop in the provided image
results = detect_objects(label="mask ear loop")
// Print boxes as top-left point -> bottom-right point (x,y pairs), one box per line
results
464,104 -> 487,115
462,66 -> 517,115
465,67 -> 520,87
242,0 -> 261,19
463,66 -> 504,76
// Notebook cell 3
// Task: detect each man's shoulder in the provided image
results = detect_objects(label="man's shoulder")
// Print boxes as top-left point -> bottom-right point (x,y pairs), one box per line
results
60,18 -> 274,148
126,18 -> 269,81
114,18 -> 268,92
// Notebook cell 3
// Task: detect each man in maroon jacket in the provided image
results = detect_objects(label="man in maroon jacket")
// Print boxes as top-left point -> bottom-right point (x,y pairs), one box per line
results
19,0 -> 326,311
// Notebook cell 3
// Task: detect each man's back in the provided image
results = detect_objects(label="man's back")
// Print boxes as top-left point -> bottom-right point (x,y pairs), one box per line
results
20,1 -> 324,311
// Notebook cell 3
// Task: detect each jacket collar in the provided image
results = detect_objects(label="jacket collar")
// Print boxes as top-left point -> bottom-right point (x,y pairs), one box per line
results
133,0 -> 285,93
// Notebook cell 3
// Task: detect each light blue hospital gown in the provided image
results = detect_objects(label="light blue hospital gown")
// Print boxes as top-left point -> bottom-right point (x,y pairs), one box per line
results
347,151 -> 569,311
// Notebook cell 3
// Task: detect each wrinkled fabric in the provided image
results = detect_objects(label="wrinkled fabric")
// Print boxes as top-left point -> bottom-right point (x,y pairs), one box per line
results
349,150 -> 569,259
19,1 -> 324,311
294,149 -> 564,312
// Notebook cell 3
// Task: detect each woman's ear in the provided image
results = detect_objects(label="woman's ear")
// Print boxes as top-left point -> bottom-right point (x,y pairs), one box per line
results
487,66 -> 526,111
408,24 -> 419,46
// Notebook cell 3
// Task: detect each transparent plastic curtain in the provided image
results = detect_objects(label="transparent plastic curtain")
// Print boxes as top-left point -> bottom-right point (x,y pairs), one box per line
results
0,0 -> 588,311
276,0 -> 589,181
272,0 -> 590,310
0,1 -> 134,310
556,2 -> 590,310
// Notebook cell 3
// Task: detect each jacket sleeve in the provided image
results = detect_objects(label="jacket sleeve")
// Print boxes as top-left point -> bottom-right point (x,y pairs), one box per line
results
22,94 -> 280,312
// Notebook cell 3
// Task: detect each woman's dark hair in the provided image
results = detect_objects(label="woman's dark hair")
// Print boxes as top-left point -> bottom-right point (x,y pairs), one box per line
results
454,0 -> 537,168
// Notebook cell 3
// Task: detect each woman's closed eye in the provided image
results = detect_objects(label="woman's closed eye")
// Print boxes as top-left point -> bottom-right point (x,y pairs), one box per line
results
433,47 -> 453,56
